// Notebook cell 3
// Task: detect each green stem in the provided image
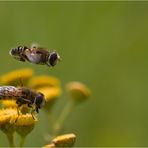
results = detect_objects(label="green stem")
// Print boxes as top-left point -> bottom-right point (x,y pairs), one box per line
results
6,133 -> 15,147
52,100 -> 75,137
19,136 -> 26,147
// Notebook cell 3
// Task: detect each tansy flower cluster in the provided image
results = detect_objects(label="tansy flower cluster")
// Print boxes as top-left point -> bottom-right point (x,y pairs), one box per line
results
0,68 -> 91,147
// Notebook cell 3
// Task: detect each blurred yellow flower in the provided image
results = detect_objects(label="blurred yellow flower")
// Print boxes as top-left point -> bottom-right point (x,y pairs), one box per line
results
37,86 -> 61,102
42,143 -> 55,148
0,68 -> 34,86
66,81 -> 91,102
37,86 -> 61,111
28,75 -> 60,89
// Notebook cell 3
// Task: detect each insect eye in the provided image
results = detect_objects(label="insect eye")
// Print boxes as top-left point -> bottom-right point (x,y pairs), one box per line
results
35,93 -> 45,108
48,52 -> 60,66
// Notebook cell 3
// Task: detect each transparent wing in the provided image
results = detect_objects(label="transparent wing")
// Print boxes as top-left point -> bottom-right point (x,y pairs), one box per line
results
30,43 -> 40,49
25,52 -> 43,64
0,86 -> 18,98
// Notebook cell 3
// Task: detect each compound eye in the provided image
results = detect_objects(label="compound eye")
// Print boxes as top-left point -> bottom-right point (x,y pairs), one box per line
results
35,93 -> 45,108
48,52 -> 58,66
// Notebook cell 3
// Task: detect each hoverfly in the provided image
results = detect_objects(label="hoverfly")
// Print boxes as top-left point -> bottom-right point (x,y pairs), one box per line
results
9,45 -> 61,67
0,86 -> 45,119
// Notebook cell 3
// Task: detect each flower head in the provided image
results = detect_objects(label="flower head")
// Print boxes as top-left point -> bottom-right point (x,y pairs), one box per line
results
15,113 -> 37,137
0,68 -> 34,86
1,99 -> 17,109
66,81 -> 91,103
42,143 -> 55,148
28,75 -> 60,89
37,86 -> 61,111
52,133 -> 76,147
0,108 -> 17,136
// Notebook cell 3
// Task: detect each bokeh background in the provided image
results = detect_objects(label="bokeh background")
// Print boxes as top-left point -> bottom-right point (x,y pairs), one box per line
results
0,1 -> 148,147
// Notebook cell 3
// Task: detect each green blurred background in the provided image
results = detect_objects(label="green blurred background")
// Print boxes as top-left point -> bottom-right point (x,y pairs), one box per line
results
0,1 -> 148,147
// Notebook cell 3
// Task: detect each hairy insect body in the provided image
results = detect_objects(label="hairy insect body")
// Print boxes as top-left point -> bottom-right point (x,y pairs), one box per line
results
0,86 -> 45,114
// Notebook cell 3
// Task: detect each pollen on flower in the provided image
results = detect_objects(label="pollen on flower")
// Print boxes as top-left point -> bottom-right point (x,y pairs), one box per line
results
66,81 -> 91,102
1,99 -> 17,108
15,113 -> 37,126
0,108 -> 17,125
28,75 -> 60,89
0,68 -> 34,85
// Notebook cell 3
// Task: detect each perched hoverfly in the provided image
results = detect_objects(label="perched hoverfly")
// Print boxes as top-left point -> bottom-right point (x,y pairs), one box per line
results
9,44 -> 61,67
0,86 -> 45,119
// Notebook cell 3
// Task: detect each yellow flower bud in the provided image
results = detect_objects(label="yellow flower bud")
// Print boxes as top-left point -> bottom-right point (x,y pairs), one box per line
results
52,133 -> 76,147
66,81 -> 91,102
42,143 -> 55,148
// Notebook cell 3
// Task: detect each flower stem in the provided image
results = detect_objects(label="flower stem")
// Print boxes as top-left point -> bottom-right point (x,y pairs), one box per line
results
6,133 -> 15,147
52,100 -> 75,137
19,136 -> 26,147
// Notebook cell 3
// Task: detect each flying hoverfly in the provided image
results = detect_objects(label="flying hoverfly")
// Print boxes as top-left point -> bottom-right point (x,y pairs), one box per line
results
0,86 -> 45,119
9,45 -> 61,67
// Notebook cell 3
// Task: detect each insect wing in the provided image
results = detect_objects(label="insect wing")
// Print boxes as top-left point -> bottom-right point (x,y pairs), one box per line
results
25,52 -> 43,64
0,86 -> 18,98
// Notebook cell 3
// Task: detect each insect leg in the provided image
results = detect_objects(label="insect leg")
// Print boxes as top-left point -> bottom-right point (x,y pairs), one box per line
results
31,109 -> 36,120
15,103 -> 22,123
27,103 -> 35,120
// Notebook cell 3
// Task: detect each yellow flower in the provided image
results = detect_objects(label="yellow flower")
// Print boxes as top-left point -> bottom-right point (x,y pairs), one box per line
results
37,86 -> 61,110
0,108 -> 17,147
15,113 -> 37,126
42,143 -> 55,148
66,81 -> 91,102
0,108 -> 17,125
1,99 -> 17,108
37,86 -> 61,102
0,68 -> 34,86
28,75 -> 60,89
15,113 -> 37,137
52,133 -> 76,147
